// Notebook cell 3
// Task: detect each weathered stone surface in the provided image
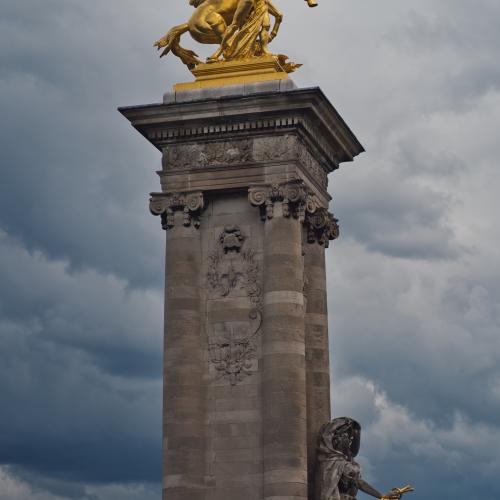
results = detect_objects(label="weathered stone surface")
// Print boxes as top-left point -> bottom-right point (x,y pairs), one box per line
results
120,87 -> 364,210
164,79 -> 298,104
119,86 -> 363,500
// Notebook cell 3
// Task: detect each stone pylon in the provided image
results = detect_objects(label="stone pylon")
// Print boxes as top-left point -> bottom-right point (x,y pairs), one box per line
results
120,81 -> 363,500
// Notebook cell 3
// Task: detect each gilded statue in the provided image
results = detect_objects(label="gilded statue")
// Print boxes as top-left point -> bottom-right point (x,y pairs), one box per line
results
316,418 -> 414,500
154,0 -> 318,70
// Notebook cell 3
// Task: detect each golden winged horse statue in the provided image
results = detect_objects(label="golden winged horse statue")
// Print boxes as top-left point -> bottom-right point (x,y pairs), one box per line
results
154,0 -> 318,70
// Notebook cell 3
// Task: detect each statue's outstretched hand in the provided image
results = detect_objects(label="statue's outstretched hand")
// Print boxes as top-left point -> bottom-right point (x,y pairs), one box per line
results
381,486 -> 414,500
380,493 -> 401,500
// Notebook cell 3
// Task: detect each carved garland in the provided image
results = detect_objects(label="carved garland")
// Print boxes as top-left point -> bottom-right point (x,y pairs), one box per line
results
207,225 -> 263,385
149,191 -> 204,230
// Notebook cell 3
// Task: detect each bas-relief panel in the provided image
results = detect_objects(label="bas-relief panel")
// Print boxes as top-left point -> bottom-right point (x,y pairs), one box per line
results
204,199 -> 262,386
202,196 -> 264,497
161,134 -> 328,189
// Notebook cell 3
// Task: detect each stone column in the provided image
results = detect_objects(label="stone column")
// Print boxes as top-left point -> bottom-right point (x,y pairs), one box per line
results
150,192 -> 207,500
250,182 -> 311,500
120,84 -> 365,500
303,208 -> 339,498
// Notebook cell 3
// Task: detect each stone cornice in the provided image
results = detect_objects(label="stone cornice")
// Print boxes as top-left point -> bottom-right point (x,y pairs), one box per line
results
119,87 -> 364,173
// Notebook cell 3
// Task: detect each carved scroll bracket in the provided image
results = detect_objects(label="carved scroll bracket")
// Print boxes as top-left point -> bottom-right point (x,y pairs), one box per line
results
249,182 -> 339,246
305,208 -> 339,247
149,191 -> 204,230
248,180 -> 317,222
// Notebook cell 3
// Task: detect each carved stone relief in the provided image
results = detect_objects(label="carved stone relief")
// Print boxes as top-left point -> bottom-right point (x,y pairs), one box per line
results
162,138 -> 252,171
253,135 -> 328,189
248,183 -> 339,247
161,134 -> 328,189
305,208 -> 340,247
251,134 -> 296,162
207,226 -> 262,307
219,224 -> 244,254
248,180 -> 318,222
207,225 -> 263,385
147,114 -> 342,175
297,144 -> 328,189
208,310 -> 262,386
149,191 -> 204,230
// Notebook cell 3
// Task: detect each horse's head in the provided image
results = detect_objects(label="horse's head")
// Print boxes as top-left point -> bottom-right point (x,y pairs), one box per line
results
305,0 -> 318,6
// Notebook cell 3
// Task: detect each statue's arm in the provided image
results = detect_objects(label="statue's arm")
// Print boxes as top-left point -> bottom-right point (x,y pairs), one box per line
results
358,479 -> 401,500
266,1 -> 283,41
357,478 -> 383,498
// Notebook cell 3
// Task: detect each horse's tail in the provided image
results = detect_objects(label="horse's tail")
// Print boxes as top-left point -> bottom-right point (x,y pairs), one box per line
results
154,23 -> 201,68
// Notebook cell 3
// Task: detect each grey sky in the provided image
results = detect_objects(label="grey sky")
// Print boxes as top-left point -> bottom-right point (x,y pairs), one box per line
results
0,0 -> 499,499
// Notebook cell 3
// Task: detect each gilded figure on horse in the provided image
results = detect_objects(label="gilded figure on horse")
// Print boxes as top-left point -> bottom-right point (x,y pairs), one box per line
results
154,0 -> 318,69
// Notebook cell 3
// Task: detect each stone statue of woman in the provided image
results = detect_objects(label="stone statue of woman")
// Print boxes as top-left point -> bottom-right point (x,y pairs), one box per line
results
316,418 -> 413,500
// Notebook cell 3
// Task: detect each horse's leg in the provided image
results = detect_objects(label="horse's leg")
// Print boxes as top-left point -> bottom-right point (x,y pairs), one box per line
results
154,23 -> 201,68
205,11 -> 228,62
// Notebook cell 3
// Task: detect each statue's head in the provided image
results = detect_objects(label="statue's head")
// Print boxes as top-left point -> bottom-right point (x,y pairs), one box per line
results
319,417 -> 362,457
306,0 -> 318,7
189,0 -> 205,6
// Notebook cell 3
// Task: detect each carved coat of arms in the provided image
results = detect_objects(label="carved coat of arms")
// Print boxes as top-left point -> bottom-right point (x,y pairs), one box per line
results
207,225 -> 262,385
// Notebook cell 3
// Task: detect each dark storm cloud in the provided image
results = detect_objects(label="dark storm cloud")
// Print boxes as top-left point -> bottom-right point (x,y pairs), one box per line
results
319,1 -> 500,497
1,0 -> 500,499
0,1 -> 186,496
0,231 -> 163,377
0,232 -> 163,491
0,0 -> 186,289
329,246 -> 500,426
333,169 -> 460,260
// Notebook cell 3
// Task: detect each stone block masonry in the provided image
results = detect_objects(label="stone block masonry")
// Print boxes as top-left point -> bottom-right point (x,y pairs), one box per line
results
119,82 -> 363,500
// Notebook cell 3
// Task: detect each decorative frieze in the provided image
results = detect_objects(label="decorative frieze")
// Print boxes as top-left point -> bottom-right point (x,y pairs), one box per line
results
162,138 -> 252,171
248,180 -> 318,221
161,134 -> 328,189
149,191 -> 204,230
145,109 -> 349,173
305,208 -> 340,247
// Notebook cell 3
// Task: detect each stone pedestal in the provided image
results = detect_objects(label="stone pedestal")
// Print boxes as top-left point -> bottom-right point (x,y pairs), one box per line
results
119,81 -> 363,500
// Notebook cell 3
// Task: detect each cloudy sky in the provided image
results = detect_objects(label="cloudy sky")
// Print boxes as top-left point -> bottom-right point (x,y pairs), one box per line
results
1,0 -> 499,499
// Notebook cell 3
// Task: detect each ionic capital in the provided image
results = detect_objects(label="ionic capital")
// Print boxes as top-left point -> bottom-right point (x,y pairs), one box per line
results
149,191 -> 204,230
305,208 -> 339,247
248,180 -> 317,222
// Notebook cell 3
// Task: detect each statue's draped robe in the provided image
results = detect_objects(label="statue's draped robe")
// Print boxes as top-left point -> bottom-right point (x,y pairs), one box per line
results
224,0 -> 268,59
316,419 -> 362,500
